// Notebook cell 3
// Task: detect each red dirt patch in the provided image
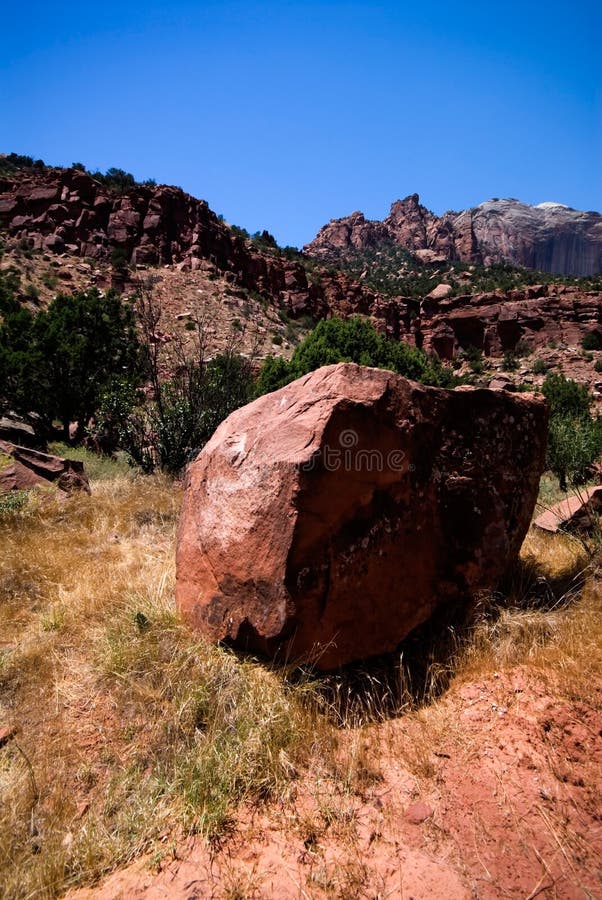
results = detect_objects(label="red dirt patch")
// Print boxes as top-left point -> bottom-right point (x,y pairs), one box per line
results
69,666 -> 602,899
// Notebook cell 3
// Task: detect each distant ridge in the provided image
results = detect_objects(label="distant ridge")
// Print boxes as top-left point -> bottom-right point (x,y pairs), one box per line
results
305,195 -> 602,276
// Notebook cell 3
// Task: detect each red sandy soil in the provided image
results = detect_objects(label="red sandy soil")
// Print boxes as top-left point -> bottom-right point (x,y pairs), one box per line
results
70,667 -> 601,899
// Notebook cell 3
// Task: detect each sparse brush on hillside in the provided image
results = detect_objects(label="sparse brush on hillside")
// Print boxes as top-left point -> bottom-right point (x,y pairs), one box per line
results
309,241 -> 602,297
99,283 -> 255,474
0,153 -> 156,190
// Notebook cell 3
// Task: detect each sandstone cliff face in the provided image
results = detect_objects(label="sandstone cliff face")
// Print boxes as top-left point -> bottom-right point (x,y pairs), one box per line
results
0,167 -> 384,322
306,196 -> 602,277
417,284 -> 602,360
3,168 -> 601,367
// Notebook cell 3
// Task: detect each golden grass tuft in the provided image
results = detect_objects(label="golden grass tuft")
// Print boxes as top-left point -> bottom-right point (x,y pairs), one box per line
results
0,466 -> 323,899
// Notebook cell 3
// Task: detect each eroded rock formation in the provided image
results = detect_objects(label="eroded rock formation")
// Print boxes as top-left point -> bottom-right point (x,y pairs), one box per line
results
306,196 -> 602,277
0,166 -> 385,322
176,363 -> 548,669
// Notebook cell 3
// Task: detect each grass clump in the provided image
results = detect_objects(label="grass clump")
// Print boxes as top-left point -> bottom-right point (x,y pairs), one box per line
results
48,441 -> 134,481
1,452 -> 601,897
0,468 -> 319,899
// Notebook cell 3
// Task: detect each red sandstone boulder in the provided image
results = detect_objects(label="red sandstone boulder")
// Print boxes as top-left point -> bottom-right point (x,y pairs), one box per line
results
534,487 -> 602,534
0,441 -> 90,494
176,363 -> 548,669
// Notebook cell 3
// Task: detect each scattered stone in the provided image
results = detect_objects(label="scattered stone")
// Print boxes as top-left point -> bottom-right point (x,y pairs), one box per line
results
0,416 -> 45,450
177,362 -> 548,670
425,283 -> 453,302
534,486 -> 602,534
488,375 -> 516,392
405,802 -> 434,825
0,440 -> 90,494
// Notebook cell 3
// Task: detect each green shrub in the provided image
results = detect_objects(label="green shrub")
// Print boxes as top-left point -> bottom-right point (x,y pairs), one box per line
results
595,360 -> 602,373
532,359 -> 549,375
255,316 -> 458,397
541,372 -> 602,490
546,415 -> 602,491
0,490 -> 29,516
514,338 -> 533,357
465,346 -> 484,374
542,372 -> 591,419
24,282 -> 39,301
581,332 -> 601,351
41,272 -> 58,290
0,288 -> 143,441
502,350 -> 519,371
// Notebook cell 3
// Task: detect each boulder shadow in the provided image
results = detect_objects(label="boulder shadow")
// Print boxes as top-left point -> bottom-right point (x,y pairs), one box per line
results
286,537 -> 591,727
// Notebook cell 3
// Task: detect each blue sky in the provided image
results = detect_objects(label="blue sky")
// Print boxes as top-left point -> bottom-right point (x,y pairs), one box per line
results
1,1 -> 600,247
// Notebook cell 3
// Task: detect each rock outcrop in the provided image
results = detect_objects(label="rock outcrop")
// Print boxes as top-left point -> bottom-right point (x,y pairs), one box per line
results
416,284 -> 602,359
5,167 -> 600,364
317,282 -> 602,363
0,166 -> 385,322
306,196 -> 602,277
0,440 -> 90,494
176,363 -> 548,670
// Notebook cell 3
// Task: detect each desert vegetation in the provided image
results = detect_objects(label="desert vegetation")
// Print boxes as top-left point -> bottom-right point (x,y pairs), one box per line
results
1,182 -> 601,895
0,451 -> 600,898
0,153 -> 156,191
0,264 -> 459,473
542,371 -> 602,490
306,239 -> 602,298
254,315 -> 459,396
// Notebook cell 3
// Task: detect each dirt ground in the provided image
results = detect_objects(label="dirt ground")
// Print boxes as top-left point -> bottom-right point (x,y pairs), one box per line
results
70,665 -> 601,900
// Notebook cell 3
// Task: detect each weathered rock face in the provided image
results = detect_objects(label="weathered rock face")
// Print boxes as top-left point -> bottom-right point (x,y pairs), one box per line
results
0,167 -> 384,322
0,440 -> 90,494
296,281 -> 601,364
417,284 -> 602,359
176,363 -> 548,670
306,196 -> 602,277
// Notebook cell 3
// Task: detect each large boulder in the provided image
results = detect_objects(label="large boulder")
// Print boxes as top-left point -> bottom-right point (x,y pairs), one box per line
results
176,363 -> 548,669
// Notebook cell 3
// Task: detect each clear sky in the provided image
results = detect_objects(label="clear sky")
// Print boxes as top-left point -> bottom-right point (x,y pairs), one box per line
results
1,1 -> 600,247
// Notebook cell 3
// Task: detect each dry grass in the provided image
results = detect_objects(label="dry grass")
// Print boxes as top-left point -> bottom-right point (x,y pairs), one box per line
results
458,525 -> 599,687
1,461 -> 601,898
0,467 -> 325,899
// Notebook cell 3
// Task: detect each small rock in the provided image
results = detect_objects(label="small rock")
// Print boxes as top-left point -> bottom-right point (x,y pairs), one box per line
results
425,283 -> 453,302
405,802 -> 434,825
0,725 -> 17,748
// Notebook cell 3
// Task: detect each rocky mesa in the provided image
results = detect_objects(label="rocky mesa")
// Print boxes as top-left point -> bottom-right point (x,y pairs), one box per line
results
0,164 -> 387,324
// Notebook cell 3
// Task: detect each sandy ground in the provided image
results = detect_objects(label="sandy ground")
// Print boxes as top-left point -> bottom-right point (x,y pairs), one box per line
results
70,666 -> 601,900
